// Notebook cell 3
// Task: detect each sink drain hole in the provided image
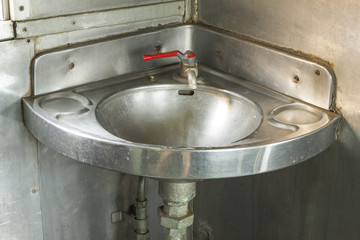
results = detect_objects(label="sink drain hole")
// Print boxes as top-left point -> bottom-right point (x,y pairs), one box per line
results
178,90 -> 195,96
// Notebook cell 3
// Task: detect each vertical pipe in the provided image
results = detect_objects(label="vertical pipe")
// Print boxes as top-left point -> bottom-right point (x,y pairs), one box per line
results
135,176 -> 149,236
137,176 -> 146,202
158,181 -> 196,240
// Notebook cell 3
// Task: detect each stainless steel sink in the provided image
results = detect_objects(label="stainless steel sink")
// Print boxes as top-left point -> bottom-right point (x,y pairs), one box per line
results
96,85 -> 261,148
23,64 -> 341,180
22,24 -> 342,239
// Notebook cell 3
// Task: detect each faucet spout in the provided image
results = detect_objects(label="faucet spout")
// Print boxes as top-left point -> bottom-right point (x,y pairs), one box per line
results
186,69 -> 198,90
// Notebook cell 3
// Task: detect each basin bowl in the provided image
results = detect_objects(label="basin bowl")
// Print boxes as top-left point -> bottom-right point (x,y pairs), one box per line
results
96,86 -> 261,148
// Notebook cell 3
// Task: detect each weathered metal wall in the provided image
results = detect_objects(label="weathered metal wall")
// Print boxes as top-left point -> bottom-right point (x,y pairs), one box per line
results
38,144 -> 164,240
195,0 -> 360,239
9,0 -> 180,20
0,40 -> 43,240
0,1 -> 185,239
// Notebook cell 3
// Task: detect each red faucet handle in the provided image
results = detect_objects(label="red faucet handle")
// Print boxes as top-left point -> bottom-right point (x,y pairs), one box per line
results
143,51 -> 179,62
143,50 -> 196,62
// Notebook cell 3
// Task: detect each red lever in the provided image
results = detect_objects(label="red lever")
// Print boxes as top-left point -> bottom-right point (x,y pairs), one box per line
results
143,50 -> 196,62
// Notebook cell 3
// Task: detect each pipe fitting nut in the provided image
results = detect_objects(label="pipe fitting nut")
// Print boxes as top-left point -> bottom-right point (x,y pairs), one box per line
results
135,199 -> 147,208
158,207 -> 194,229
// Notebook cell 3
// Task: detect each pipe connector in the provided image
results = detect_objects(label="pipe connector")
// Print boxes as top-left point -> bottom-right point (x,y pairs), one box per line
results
158,181 -> 196,240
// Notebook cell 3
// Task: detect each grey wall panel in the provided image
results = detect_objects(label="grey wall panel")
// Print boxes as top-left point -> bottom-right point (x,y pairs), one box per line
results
15,2 -> 184,39
196,0 -> 360,239
195,120 -> 360,240
0,40 -> 43,239
10,0 -> 182,20
0,21 -> 13,40
38,143 -> 164,240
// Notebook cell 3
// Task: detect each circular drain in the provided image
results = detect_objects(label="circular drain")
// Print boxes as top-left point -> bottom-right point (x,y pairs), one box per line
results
270,103 -> 323,125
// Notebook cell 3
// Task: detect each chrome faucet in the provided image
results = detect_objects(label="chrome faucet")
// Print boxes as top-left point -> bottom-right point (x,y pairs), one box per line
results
143,50 -> 198,89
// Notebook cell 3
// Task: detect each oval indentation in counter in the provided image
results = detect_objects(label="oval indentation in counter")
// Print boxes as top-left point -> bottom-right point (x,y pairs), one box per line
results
39,92 -> 92,119
269,103 -> 324,126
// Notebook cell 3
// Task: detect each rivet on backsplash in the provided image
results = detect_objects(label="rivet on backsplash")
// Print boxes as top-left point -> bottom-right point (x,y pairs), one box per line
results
148,75 -> 155,82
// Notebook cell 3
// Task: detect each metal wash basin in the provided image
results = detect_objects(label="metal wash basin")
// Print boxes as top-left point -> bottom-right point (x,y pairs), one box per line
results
23,64 -> 341,180
22,25 -> 341,180
96,85 -> 261,148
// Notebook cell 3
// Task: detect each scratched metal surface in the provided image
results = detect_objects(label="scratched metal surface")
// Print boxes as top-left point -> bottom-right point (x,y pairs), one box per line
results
9,0 -> 181,20
195,0 -> 360,239
38,143 -> 165,240
0,0 -> 9,20
0,40 -> 43,239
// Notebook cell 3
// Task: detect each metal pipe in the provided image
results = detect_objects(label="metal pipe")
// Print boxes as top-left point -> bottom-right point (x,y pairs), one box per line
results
135,176 -> 149,237
158,181 -> 196,240
137,176 -> 146,202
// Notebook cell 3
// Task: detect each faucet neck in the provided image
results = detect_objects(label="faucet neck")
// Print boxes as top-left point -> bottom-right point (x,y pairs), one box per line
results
143,50 -> 199,89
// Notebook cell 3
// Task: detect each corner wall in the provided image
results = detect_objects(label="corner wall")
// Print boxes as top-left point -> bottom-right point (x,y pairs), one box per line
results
194,1 -> 360,239
0,1 -> 186,239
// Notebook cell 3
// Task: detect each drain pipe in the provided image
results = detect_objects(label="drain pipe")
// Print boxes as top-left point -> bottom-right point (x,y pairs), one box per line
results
158,181 -> 196,240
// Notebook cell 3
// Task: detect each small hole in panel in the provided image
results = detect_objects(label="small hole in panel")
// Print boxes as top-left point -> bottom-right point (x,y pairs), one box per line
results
293,75 -> 300,84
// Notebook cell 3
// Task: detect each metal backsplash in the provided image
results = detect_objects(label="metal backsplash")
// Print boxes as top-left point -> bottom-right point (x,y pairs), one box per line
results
32,24 -> 335,110
192,26 -> 336,110
32,25 -> 194,95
